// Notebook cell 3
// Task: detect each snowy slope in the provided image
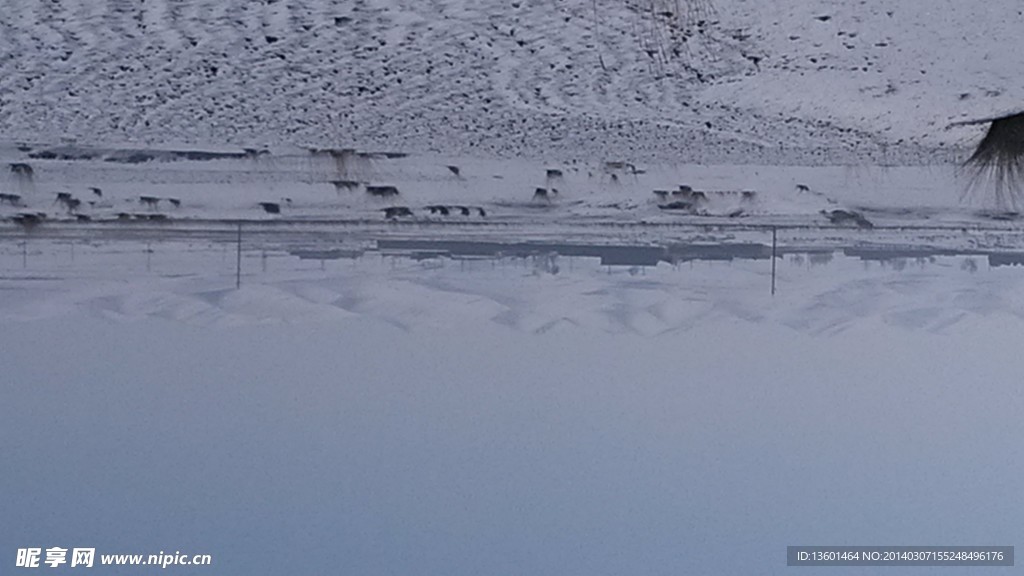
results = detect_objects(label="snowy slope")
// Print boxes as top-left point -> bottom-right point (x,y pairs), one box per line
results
712,0 -> 1024,152
0,0 -> 1018,164
0,144 -> 994,226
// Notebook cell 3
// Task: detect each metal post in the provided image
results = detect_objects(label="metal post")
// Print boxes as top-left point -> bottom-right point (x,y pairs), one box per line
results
236,223 -> 242,289
771,226 -> 777,296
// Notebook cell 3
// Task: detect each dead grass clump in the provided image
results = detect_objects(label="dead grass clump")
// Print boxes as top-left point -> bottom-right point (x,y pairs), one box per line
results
963,112 -> 1024,210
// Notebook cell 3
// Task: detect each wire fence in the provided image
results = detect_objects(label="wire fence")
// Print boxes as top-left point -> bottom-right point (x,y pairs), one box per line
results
3,222 -> 1024,299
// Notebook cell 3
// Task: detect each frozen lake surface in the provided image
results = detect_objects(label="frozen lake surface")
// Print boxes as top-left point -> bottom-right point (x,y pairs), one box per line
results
2,224 -> 1022,574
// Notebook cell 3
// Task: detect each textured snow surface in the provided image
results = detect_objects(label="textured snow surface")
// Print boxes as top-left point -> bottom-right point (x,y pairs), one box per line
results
0,0 -> 1019,163
1,143 -> 1019,224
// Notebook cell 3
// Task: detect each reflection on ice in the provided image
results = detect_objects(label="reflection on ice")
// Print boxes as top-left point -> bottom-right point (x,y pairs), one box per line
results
2,233 -> 1024,334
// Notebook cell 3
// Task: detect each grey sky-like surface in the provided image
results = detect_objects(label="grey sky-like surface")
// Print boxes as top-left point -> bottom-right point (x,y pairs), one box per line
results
2,310 -> 1020,575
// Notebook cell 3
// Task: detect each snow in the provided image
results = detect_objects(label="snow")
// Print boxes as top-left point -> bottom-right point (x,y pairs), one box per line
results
0,0 -> 1018,164
0,145 -> 1014,229
3,0 -> 1022,218
3,1 -> 1024,574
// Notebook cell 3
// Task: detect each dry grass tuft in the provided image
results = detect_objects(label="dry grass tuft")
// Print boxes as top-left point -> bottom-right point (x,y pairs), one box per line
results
963,112 -> 1024,210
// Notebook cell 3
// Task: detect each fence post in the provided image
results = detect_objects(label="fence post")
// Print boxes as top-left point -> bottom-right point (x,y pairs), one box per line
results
771,226 -> 777,296
236,223 -> 242,289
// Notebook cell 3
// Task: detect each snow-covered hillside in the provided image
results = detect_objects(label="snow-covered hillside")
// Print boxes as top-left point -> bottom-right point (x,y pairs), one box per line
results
0,0 -> 1019,164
